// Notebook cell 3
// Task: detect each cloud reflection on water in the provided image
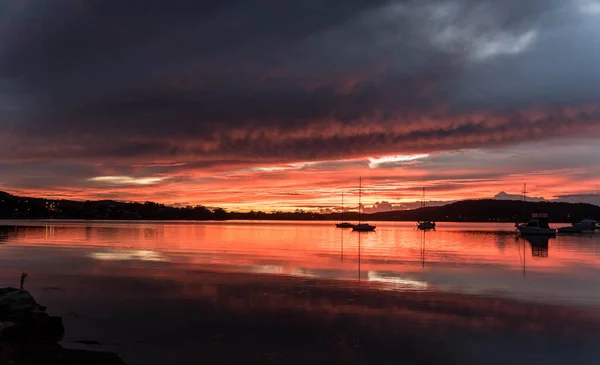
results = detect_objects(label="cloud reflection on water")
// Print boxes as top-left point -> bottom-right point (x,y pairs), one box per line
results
90,250 -> 167,262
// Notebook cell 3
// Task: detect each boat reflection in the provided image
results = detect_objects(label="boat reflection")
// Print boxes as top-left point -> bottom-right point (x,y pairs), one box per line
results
340,226 -> 344,263
358,229 -> 361,281
420,229 -> 427,267
520,235 -> 550,258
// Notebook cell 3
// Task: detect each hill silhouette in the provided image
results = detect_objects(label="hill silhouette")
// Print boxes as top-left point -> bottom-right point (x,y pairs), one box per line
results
367,199 -> 600,223
1,191 -> 599,222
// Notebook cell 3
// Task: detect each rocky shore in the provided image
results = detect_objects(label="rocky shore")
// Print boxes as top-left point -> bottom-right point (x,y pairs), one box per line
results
0,286 -> 128,365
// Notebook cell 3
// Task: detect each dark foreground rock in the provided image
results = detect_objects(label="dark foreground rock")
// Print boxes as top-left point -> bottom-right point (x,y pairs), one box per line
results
1,287 -> 128,365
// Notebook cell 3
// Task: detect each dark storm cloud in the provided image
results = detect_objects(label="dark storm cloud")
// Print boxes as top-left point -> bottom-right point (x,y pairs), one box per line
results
1,0 -> 599,164
554,193 -> 600,207
0,161 -> 98,189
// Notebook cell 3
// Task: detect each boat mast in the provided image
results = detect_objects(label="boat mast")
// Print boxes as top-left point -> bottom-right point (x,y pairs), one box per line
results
422,187 -> 425,208
358,177 -> 362,225
421,230 -> 425,268
523,235 -> 526,278
341,192 -> 344,222
522,183 -> 527,222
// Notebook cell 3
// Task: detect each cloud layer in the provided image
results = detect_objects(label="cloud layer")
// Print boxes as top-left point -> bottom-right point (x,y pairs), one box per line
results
1,0 -> 599,208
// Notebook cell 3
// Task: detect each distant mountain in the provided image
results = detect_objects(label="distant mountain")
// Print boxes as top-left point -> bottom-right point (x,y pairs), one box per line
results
493,191 -> 600,207
1,191 -> 599,222
361,191 -> 600,214
493,191 -> 546,201
362,200 -> 451,213
365,199 -> 600,223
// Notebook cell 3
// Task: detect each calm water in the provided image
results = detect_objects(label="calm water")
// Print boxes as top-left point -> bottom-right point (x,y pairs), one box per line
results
1,220 -> 600,364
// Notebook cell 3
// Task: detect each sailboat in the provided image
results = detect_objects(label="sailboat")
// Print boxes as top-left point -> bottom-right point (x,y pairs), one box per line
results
417,187 -> 436,230
516,184 -> 556,235
335,192 -> 354,228
517,213 -> 556,235
352,177 -> 376,232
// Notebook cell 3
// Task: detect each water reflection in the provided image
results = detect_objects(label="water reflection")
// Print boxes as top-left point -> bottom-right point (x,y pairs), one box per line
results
1,221 -> 600,305
420,229 -> 427,267
367,271 -> 429,289
2,221 -> 600,364
357,230 -> 361,281
90,250 -> 167,261
521,235 -> 550,258
340,226 -> 344,263
21,266 -> 600,365
0,227 -> 7,243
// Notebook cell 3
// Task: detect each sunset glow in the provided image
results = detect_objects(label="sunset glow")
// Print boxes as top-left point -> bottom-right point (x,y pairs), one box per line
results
1,1 -> 600,211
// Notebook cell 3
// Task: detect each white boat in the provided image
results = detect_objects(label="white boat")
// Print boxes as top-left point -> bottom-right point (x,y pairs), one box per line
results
517,213 -> 556,235
352,177 -> 376,232
335,193 -> 354,228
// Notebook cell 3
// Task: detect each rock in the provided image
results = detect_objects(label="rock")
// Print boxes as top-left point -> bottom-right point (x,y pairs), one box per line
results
30,316 -> 65,341
0,289 -> 39,320
0,288 -> 18,297
0,322 -> 19,339
0,288 -> 63,341
0,287 -> 129,364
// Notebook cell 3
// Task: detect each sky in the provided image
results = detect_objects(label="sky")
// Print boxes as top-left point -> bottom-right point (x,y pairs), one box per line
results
1,0 -> 600,212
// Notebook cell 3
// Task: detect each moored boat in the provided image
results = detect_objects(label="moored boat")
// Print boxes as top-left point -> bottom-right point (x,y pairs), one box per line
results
417,220 -> 436,230
557,225 -> 584,233
557,219 -> 598,233
335,192 -> 354,229
352,177 -> 376,232
416,187 -> 436,230
353,223 -> 376,232
517,213 -> 556,235
577,219 -> 599,231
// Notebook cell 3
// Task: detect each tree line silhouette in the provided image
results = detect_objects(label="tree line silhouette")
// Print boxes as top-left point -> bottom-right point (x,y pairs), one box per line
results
1,191 -> 599,222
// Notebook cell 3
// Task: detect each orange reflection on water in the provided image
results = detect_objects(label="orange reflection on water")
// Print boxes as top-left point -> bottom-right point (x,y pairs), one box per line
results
2,220 -> 600,305
0,222 -> 596,265
4,220 -> 600,365
0,222 -> 600,303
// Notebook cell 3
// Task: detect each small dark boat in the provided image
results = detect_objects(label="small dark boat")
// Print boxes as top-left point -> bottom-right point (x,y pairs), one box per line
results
335,192 -> 354,229
557,225 -> 584,233
416,188 -> 436,230
558,219 -> 598,233
353,223 -> 376,232
517,213 -> 556,235
417,220 -> 436,230
351,177 -> 375,232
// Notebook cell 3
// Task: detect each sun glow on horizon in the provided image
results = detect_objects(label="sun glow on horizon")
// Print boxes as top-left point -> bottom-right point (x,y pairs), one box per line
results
5,142 -> 600,212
